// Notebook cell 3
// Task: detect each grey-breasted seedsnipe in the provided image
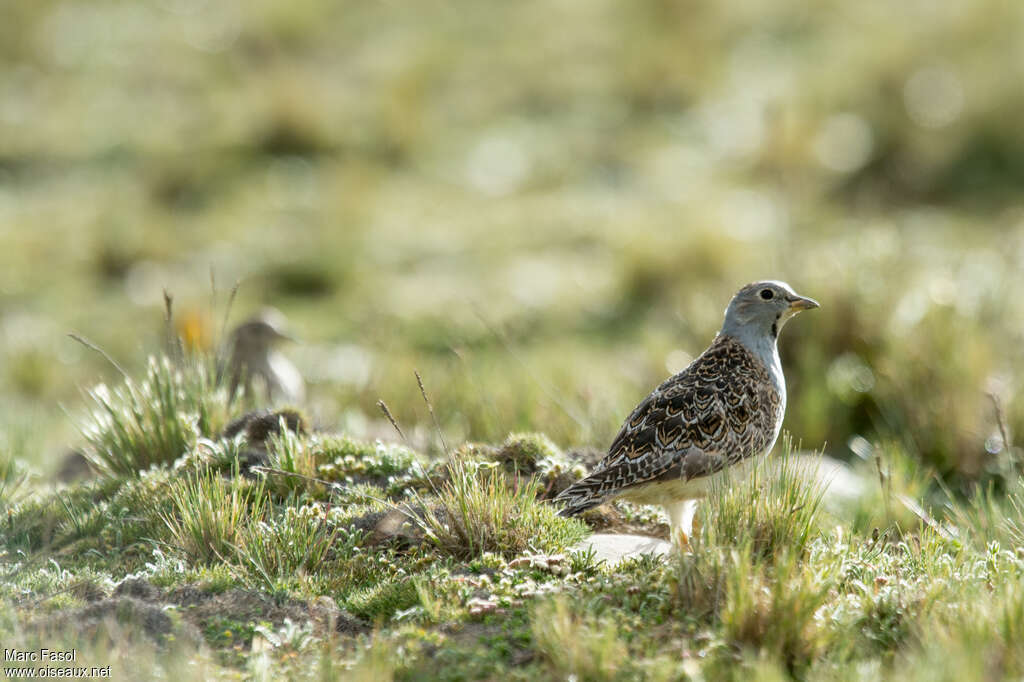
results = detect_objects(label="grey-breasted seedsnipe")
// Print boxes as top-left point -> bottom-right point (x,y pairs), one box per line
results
555,280 -> 819,546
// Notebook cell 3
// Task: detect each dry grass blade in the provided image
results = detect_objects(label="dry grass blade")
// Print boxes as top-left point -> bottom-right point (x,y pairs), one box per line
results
376,399 -> 407,444
415,370 -> 449,456
989,392 -> 1016,475
213,278 -> 241,386
163,289 -> 183,362
67,332 -> 129,380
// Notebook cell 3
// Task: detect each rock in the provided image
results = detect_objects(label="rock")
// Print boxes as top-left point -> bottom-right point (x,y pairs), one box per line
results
569,533 -> 672,566
805,453 -> 865,501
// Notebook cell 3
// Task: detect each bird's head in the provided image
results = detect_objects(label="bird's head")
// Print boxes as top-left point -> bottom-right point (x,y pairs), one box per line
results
230,309 -> 297,353
721,280 -> 819,341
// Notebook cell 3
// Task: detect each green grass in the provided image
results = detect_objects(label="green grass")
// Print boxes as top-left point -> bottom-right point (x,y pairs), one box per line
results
160,469 -> 265,564
532,597 -> 628,681
702,444 -> 828,559
79,354 -> 232,477
414,456 -> 588,560
0,456 -> 28,512
5,0 -> 1024,493
235,502 -> 353,590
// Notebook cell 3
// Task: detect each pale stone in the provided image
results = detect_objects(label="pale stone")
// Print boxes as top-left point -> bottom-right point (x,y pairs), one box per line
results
570,533 -> 672,566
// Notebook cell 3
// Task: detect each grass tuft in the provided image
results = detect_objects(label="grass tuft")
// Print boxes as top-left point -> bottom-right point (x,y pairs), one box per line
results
263,425 -> 321,497
905,576 -> 1024,680
0,456 -> 28,511
721,546 -> 833,671
79,354 -> 232,477
532,596 -> 627,681
949,474 -> 1024,549
493,432 -> 563,471
667,543 -> 732,619
317,436 -> 421,482
704,444 -> 827,559
160,469 -> 264,564
235,502 -> 356,588
415,457 -> 587,559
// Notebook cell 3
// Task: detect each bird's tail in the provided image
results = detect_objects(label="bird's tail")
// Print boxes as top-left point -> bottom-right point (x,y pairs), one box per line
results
554,480 -> 609,517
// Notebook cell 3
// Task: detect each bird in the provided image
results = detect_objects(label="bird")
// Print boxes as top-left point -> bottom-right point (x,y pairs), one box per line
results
555,280 -> 819,547
221,407 -> 309,470
224,309 -> 306,405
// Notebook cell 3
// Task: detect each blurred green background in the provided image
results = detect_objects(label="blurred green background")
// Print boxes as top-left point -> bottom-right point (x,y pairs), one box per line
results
2,0 -> 1024,487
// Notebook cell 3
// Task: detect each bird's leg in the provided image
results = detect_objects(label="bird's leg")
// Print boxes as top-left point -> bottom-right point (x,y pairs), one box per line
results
663,500 -> 698,553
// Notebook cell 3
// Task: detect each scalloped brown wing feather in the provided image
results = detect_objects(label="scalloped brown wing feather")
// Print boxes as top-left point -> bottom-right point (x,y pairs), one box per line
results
556,335 -> 781,516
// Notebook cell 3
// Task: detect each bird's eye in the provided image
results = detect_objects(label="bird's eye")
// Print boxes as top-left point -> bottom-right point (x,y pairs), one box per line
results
759,288 -> 774,300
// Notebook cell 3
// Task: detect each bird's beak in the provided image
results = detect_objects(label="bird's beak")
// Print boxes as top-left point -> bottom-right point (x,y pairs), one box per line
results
786,295 -> 820,312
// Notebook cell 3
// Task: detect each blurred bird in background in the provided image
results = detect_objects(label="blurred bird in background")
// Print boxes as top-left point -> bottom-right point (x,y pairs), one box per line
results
224,308 -> 305,405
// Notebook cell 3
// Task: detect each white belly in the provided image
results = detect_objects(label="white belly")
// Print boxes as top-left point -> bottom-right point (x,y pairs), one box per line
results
616,455 -> 761,506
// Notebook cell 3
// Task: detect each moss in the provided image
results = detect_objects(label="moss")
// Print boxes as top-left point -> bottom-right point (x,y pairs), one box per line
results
494,433 -> 563,470
317,435 -> 421,481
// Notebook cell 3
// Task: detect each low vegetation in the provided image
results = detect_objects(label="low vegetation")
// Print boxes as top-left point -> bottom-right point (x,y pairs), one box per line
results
2,349 -> 1024,680
414,456 -> 587,560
